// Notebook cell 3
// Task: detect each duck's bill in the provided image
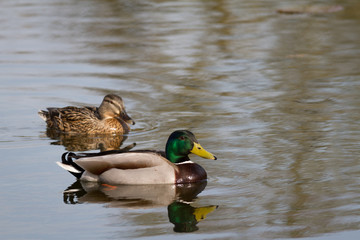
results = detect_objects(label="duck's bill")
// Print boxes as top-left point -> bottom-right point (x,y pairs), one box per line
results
127,118 -> 135,125
193,205 -> 218,222
191,142 -> 217,160
121,111 -> 135,125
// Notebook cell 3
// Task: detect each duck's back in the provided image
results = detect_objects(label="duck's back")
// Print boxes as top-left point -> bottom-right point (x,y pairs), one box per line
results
45,106 -> 102,133
76,152 -> 177,184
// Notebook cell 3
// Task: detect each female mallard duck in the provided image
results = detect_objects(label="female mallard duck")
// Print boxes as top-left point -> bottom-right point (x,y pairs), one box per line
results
38,94 -> 135,134
57,130 -> 217,184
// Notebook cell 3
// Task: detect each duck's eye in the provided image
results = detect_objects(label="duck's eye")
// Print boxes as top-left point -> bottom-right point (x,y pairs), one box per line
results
179,136 -> 185,140
105,99 -> 115,105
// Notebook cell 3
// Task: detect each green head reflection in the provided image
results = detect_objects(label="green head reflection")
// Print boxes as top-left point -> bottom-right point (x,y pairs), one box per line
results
168,202 -> 218,232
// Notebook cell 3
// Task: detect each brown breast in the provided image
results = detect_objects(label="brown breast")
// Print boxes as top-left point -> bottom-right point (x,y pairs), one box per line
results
175,162 -> 207,184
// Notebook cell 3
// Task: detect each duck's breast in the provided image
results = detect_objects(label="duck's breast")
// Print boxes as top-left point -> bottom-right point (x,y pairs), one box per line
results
175,161 -> 207,184
102,118 -> 129,134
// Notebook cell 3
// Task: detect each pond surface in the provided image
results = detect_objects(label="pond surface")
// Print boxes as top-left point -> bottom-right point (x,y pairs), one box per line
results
1,0 -> 360,239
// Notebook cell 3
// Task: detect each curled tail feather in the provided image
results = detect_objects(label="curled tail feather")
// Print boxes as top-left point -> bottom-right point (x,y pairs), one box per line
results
56,152 -> 84,179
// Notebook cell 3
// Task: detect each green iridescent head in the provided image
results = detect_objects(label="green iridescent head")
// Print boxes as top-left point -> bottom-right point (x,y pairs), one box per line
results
165,130 -> 217,163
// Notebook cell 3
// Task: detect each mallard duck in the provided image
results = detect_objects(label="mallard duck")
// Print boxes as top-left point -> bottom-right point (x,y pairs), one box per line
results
38,94 -> 135,134
57,130 -> 217,184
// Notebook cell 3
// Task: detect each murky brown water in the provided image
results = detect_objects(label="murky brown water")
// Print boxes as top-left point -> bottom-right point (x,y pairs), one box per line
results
1,0 -> 360,239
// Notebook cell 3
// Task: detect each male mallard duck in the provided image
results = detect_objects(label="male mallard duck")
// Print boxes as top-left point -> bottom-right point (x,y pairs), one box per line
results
57,130 -> 217,184
38,94 -> 135,134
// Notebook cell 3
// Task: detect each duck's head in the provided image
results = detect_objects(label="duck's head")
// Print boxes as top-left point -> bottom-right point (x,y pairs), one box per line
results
98,94 -> 135,125
165,130 -> 217,163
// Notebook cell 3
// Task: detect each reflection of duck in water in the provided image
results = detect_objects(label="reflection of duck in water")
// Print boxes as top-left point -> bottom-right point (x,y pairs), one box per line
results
38,94 -> 135,134
57,130 -> 217,184
63,180 -> 207,207
168,202 -> 218,232
45,129 -> 131,152
63,180 -> 217,232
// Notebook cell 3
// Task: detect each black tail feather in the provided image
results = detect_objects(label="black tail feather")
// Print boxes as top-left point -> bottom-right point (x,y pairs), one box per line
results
61,152 -> 84,179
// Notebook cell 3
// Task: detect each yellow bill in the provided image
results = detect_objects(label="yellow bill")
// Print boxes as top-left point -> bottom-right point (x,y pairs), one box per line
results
193,205 -> 218,222
191,142 -> 217,160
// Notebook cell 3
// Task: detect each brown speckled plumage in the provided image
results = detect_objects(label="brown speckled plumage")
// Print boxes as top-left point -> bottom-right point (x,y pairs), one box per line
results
39,94 -> 134,134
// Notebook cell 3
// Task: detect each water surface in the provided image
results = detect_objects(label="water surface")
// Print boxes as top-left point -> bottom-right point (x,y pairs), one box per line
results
1,0 -> 360,239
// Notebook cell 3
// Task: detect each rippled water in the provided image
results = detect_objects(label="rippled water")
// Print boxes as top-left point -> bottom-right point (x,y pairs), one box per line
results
1,0 -> 360,239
